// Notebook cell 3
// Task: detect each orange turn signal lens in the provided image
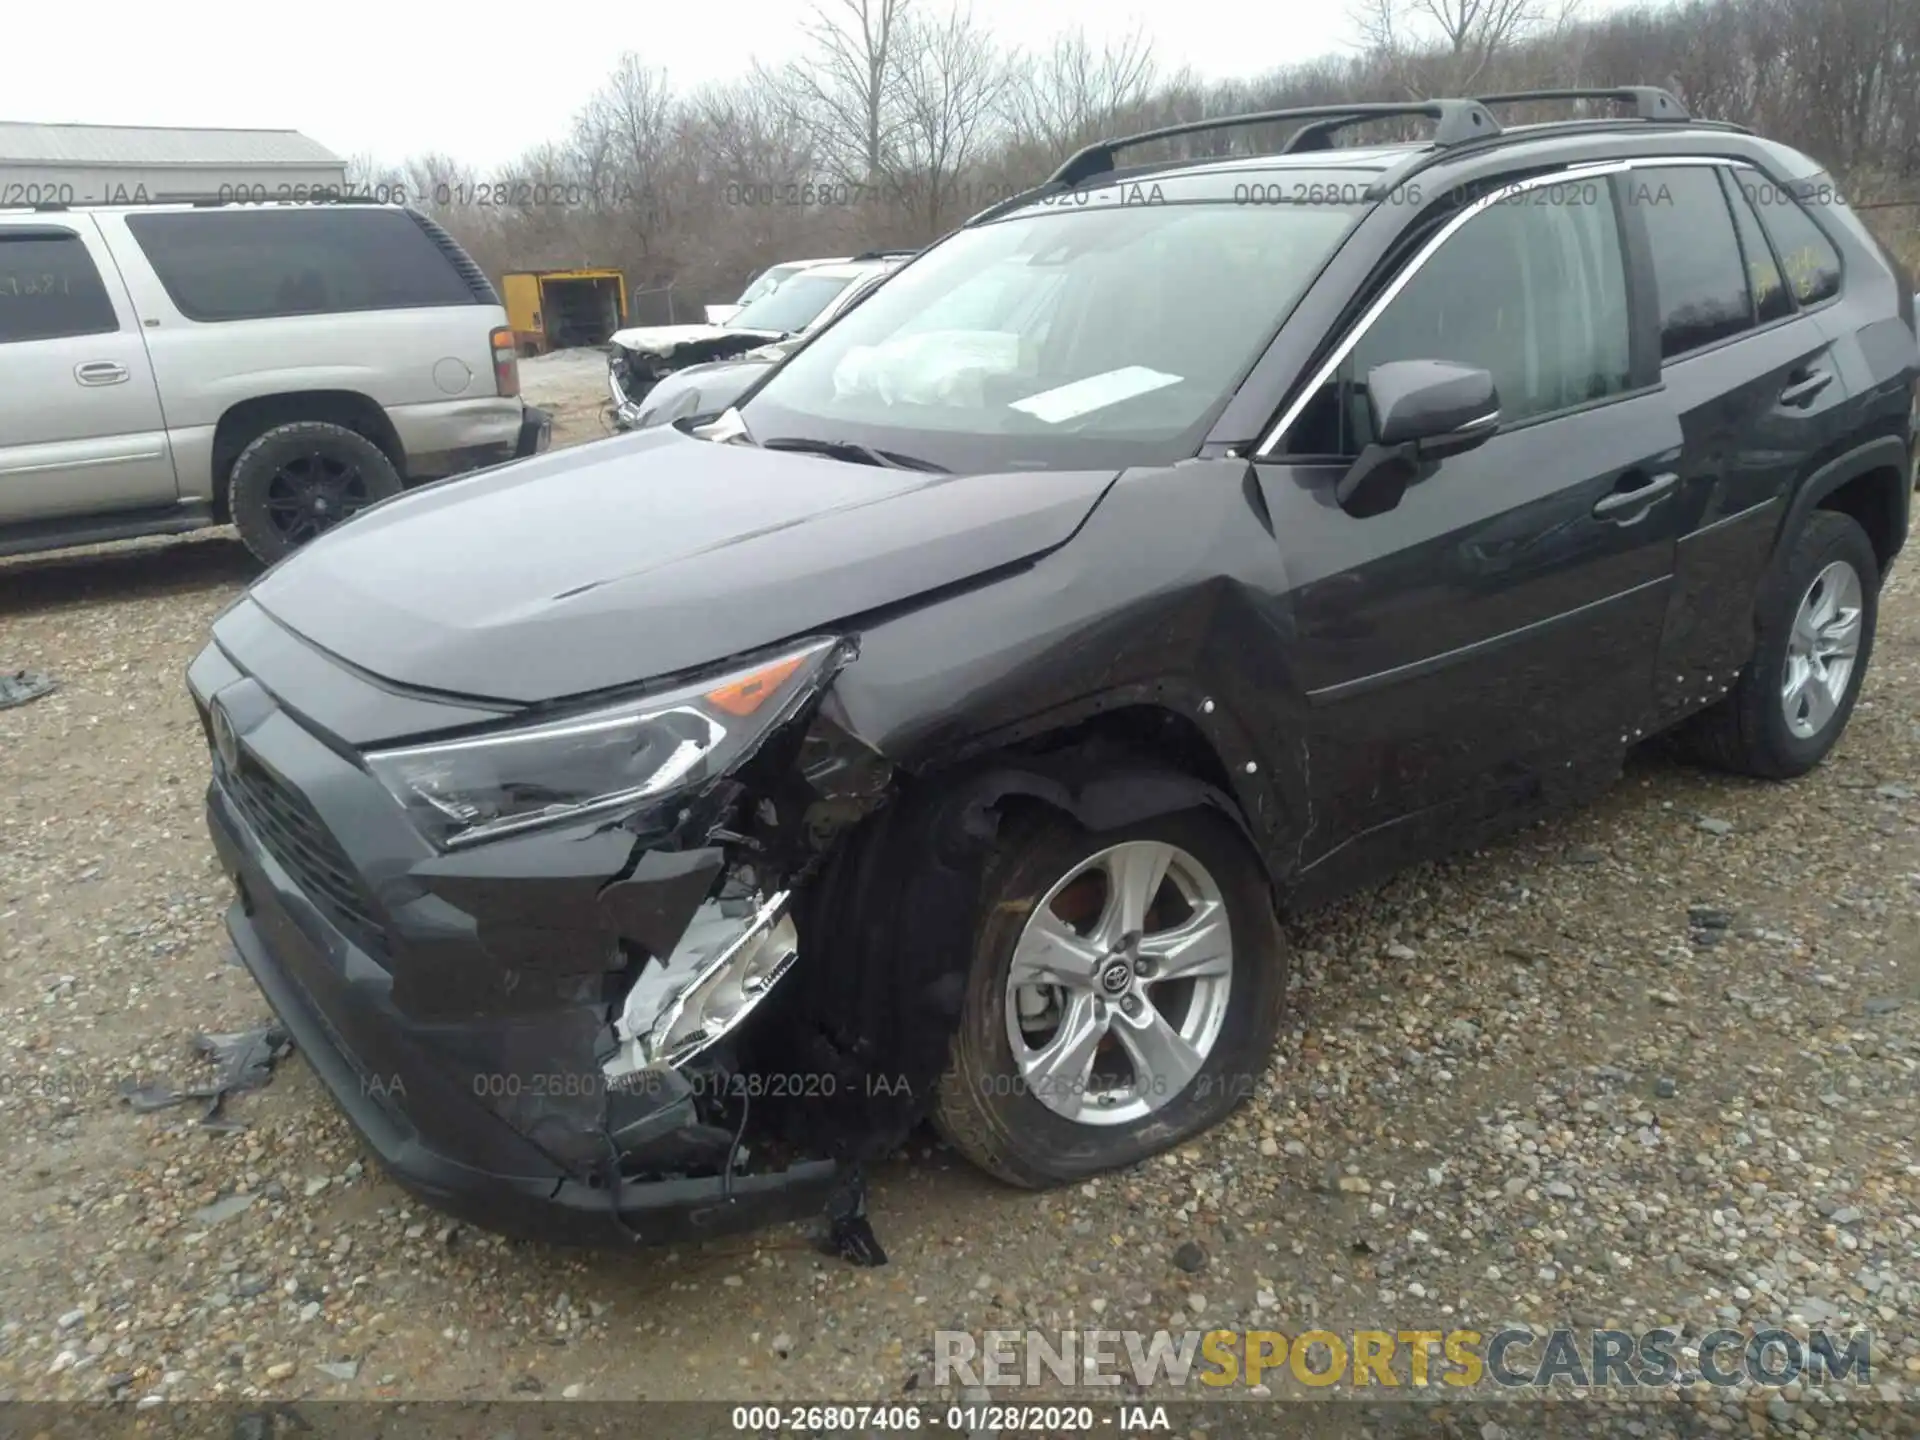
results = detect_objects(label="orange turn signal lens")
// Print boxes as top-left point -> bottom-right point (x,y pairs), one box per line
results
704,654 -> 808,717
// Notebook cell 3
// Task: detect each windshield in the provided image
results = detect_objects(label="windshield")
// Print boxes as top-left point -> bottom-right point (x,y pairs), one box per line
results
730,272 -> 852,334
735,263 -> 800,307
743,198 -> 1363,471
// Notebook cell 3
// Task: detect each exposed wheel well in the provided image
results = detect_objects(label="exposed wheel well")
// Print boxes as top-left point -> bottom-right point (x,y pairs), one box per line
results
211,392 -> 406,521
997,703 -> 1240,809
1814,463 -> 1906,573
737,701 -> 1261,1164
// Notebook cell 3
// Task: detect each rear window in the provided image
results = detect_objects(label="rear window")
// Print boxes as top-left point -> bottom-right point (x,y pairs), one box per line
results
0,230 -> 119,343
1720,172 -> 1793,324
1736,176 -> 1843,307
125,208 -> 478,322
1629,166 -> 1754,360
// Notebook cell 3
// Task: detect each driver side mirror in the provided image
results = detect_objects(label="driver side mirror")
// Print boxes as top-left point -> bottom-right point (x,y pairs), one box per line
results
1336,360 -> 1501,518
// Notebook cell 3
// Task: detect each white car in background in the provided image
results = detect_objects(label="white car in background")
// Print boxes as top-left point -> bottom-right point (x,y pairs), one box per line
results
702,255 -> 849,326
610,252 -> 915,424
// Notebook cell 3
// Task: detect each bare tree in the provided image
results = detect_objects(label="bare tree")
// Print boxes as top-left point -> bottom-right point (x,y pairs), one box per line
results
376,0 -> 1920,318
1351,0 -> 1575,91
883,6 -> 1008,235
761,0 -> 914,183
1002,27 -> 1159,151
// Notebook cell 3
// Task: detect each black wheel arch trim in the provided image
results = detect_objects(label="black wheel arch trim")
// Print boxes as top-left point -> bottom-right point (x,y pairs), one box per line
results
1776,435 -> 1910,570
887,676 -> 1305,893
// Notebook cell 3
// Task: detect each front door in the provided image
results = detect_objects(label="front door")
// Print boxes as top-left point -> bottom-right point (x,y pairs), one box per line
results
1254,171 -> 1684,892
0,216 -> 178,526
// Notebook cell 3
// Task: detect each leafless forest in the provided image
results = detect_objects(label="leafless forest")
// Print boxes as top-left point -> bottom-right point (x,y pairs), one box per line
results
348,0 -> 1920,322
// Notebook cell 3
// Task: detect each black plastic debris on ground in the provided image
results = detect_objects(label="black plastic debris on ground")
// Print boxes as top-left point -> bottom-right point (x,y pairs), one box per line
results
121,1023 -> 293,1132
819,1165 -> 889,1267
0,669 -> 57,710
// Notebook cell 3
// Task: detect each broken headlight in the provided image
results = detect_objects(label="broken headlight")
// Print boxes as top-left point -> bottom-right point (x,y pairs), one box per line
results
365,638 -> 840,849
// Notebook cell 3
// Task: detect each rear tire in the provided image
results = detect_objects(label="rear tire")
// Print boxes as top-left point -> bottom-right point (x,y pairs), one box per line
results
1679,510 -> 1878,779
228,421 -> 402,565
933,807 -> 1287,1189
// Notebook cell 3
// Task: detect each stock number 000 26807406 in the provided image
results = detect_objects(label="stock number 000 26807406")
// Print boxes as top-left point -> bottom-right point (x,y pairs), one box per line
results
730,1405 -> 1102,1431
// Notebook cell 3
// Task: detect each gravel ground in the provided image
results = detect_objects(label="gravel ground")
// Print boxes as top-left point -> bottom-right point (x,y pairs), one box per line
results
2,400 -> 1917,1430
521,347 -> 621,450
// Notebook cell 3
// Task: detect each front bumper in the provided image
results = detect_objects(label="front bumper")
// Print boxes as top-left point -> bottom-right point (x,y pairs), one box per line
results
607,364 -> 643,431
189,621 -> 840,1247
516,403 -> 553,458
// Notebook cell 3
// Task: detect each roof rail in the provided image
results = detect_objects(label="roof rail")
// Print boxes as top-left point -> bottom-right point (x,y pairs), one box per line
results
1046,100 -> 1501,188
1475,87 -> 1690,122
849,247 -> 919,262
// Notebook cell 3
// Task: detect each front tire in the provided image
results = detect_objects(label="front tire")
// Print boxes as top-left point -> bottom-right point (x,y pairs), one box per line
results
228,421 -> 402,565
933,807 -> 1287,1189
1681,510 -> 1878,779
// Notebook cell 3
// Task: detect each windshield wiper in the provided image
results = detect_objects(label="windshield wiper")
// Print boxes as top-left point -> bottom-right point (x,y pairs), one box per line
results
760,437 -> 948,473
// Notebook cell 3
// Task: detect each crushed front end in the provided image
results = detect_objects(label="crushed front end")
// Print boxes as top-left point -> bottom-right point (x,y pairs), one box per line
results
189,600 -> 897,1247
607,331 -> 781,431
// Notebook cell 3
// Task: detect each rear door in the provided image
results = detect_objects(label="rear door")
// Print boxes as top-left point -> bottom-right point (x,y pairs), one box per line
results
1253,168 -> 1685,883
0,215 -> 179,524
1629,163 -> 1855,723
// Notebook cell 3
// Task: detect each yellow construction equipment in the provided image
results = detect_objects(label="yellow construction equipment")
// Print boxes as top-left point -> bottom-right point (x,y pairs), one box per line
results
501,269 -> 627,355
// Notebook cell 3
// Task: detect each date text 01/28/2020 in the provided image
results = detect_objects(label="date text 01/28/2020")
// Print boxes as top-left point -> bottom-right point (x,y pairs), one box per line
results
453,1069 -> 917,1102
209,181 -> 653,209
729,1405 -> 1130,1432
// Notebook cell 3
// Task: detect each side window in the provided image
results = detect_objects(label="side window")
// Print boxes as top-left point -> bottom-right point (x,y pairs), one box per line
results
1719,171 -> 1793,325
125,209 -> 476,322
1738,176 -> 1843,307
0,230 -> 120,344
1628,166 -> 1753,360
1289,179 -> 1631,456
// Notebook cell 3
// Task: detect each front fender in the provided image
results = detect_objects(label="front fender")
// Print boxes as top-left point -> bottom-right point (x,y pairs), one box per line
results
823,461 -> 1314,890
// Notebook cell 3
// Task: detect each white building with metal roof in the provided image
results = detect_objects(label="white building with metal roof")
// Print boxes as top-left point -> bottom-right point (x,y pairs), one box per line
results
0,122 -> 345,204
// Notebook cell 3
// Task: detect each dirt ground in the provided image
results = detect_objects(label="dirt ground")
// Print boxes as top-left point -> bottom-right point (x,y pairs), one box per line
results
2,379 -> 1918,1432
522,347 -> 621,450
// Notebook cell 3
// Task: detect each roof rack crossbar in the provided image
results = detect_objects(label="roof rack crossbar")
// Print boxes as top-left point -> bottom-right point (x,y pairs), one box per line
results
1046,99 -> 1501,188
1279,114 -> 1417,154
1475,87 -> 1689,122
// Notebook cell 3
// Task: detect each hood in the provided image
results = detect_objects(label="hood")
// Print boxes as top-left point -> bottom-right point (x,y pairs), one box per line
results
608,322 -> 783,358
245,428 -> 1119,705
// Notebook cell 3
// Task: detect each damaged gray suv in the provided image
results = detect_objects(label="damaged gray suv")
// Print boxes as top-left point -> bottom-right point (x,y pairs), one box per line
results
190,88 -> 1916,1255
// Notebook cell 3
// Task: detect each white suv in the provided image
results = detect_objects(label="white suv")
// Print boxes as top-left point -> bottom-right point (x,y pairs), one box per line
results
0,200 -> 551,564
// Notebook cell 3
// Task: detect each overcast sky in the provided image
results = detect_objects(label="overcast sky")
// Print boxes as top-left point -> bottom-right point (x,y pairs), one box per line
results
19,0 -> 1368,171
22,0 -> 1655,171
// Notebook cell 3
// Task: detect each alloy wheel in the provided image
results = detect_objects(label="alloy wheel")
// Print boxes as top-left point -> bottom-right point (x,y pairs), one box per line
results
1781,559 -> 1863,740
1004,840 -> 1233,1126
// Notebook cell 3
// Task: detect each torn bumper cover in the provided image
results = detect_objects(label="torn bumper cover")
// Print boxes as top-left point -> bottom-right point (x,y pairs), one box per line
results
189,633 -> 870,1248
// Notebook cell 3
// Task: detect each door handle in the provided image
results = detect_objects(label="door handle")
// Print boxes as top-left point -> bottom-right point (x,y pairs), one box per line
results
74,361 -> 130,387
1779,368 -> 1833,408
1592,470 -> 1679,519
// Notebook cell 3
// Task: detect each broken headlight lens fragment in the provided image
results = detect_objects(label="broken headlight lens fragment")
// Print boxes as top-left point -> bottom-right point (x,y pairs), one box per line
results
607,889 -> 801,1076
365,638 -> 840,849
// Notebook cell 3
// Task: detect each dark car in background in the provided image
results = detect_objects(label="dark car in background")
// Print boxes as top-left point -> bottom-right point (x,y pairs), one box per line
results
190,88 -> 1914,1251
